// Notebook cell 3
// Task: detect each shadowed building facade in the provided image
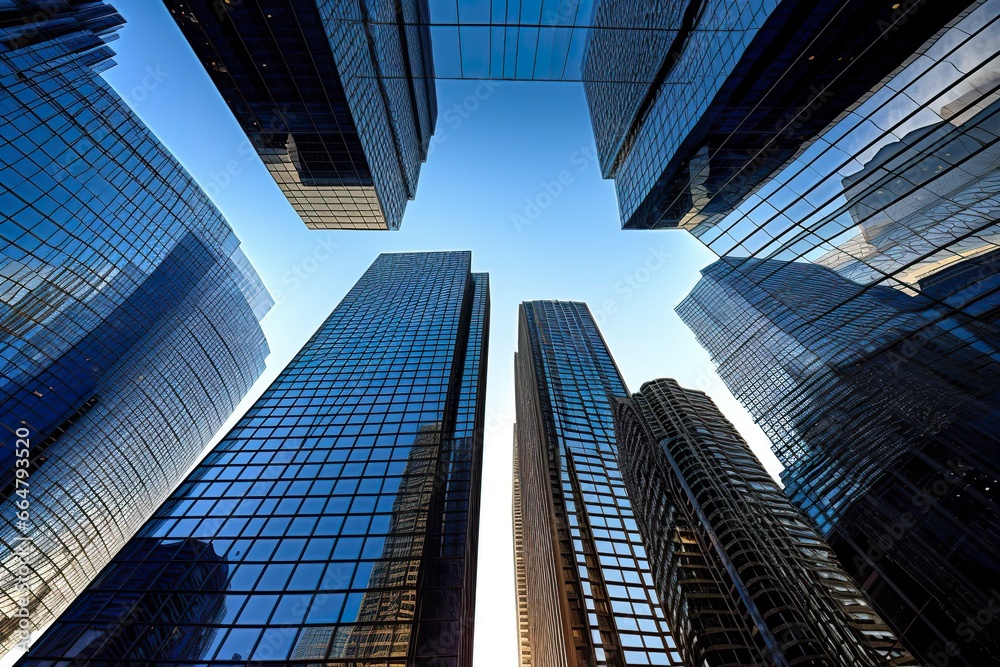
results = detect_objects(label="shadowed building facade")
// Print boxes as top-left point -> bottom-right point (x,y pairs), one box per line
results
677,257 -> 1000,664
0,0 -> 270,653
513,301 -> 683,667
613,379 -> 916,667
582,0 -> 979,231
162,0 -> 437,230
17,251 -> 487,666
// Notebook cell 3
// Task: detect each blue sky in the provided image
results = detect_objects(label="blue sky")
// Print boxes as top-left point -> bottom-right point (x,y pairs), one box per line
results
101,3 -> 781,665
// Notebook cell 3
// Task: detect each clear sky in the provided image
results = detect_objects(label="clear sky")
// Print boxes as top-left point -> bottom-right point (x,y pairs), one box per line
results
99,3 -> 782,666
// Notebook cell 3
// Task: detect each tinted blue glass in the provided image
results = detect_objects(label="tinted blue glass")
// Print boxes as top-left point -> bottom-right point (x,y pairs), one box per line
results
20,252 -> 488,667
0,0 -> 270,654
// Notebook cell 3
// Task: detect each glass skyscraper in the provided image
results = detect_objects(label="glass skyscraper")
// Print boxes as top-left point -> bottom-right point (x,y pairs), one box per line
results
0,0 -> 270,654
18,252 -> 488,666
613,379 -> 916,666
636,2 -> 1000,661
162,0 -> 437,230
514,301 -> 683,667
582,0 -> 977,231
677,257 -> 1000,664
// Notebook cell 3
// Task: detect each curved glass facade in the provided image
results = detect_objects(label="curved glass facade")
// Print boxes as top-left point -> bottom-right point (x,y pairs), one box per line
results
18,252 -> 487,666
0,0 -> 270,654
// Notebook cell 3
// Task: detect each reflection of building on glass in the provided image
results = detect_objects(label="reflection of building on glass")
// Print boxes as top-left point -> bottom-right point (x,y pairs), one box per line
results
582,0 -> 977,230
817,91 -> 1000,288
613,379 -> 916,667
677,256 -> 1000,665
325,423 -> 441,661
162,0 -> 437,230
0,1 -> 270,653
24,538 -> 228,661
514,301 -> 684,667
18,252 -> 488,666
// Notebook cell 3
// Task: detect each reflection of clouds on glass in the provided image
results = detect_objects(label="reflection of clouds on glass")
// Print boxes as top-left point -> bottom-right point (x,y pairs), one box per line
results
696,1 -> 1000,267
817,94 -> 1000,287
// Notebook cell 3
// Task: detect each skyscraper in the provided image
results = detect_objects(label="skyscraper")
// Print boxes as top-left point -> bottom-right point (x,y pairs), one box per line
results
0,0 -> 270,653
17,252 -> 488,666
613,378 -> 916,666
162,0 -> 437,230
514,301 -> 683,667
677,257 -> 1000,664
582,0 -> 978,231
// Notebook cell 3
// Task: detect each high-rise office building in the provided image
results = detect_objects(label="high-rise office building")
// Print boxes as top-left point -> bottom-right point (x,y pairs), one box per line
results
677,257 -> 1000,664
162,0 -> 437,230
18,252 -> 488,666
582,0 -> 976,230
613,378 -> 916,666
513,301 -> 683,667
0,0 -> 270,653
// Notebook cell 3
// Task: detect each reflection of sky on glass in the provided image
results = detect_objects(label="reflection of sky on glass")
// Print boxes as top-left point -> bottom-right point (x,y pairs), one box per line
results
68,5 -> 780,667
696,1 -> 1000,265
429,0 -> 596,79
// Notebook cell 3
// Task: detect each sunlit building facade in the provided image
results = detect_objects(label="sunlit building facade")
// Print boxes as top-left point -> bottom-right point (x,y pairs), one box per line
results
614,379 -> 916,667
0,0 -> 270,653
513,301 -> 683,667
19,252 -> 488,666
677,257 -> 1000,664
162,0 -> 437,230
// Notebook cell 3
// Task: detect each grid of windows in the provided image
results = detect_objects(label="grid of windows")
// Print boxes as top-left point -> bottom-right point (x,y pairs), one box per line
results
19,252 -> 487,666
514,301 -> 682,667
583,0 -> 977,231
677,256 -> 1000,664
0,1 -> 270,654
614,379 -> 916,666
595,3 -> 1000,662
163,0 -> 436,230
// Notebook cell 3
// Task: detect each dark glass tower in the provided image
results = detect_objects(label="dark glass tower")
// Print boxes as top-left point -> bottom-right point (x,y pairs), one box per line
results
582,0 -> 977,230
677,257 -> 1000,664
0,0 -> 270,653
513,301 -> 683,667
613,379 -> 916,667
162,0 -> 437,230
18,252 -> 488,666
